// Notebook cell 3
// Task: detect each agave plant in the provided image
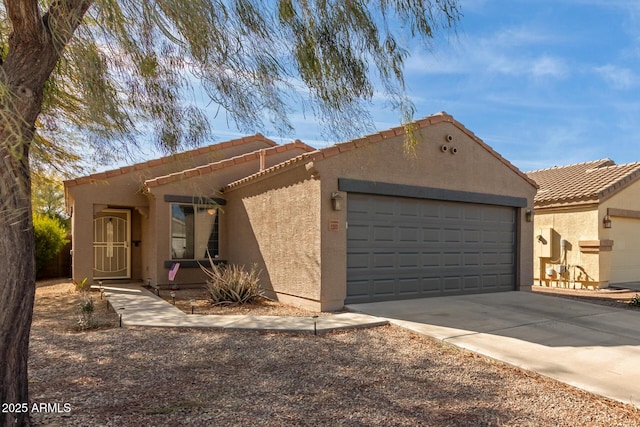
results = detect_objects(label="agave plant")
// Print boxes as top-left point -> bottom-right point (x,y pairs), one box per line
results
199,252 -> 264,305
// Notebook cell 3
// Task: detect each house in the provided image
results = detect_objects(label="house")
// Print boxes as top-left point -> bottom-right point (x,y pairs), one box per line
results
526,159 -> 640,289
64,112 -> 537,311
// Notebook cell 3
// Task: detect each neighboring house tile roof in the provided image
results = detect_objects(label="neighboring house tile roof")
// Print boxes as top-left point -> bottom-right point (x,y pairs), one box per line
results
143,141 -> 315,188
526,159 -> 640,207
64,133 -> 277,187
223,112 -> 538,190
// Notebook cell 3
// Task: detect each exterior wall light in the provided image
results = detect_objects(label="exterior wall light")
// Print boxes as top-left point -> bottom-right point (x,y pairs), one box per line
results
603,215 -> 612,229
525,209 -> 533,222
331,192 -> 343,211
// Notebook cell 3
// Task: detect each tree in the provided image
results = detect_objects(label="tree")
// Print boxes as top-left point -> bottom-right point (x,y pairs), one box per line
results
32,172 -> 70,229
0,1 -> 460,424
32,213 -> 68,276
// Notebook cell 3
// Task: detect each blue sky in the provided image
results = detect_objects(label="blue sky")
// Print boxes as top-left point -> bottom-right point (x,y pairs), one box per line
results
115,0 -> 640,173
401,0 -> 640,172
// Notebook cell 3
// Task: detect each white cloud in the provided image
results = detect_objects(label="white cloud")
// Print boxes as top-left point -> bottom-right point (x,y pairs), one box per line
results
594,64 -> 638,89
531,55 -> 569,78
405,25 -> 570,82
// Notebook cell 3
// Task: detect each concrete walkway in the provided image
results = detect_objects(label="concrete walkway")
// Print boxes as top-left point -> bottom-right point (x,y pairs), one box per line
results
348,291 -> 640,409
100,284 -> 388,333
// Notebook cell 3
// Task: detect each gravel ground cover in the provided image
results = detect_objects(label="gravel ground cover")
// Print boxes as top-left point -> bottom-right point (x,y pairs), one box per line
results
27,281 -> 640,426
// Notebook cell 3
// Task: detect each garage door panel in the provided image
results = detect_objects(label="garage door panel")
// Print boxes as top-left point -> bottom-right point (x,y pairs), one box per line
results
346,280 -> 369,299
397,278 -> 420,294
398,200 -> 420,217
463,276 -> 481,290
373,226 -> 395,242
347,197 -> 371,214
346,193 -> 516,303
398,253 -> 419,268
373,279 -> 396,296
373,253 -> 395,269
499,252 -> 515,265
499,273 -> 515,288
398,227 -> 420,242
422,204 -> 441,218
443,276 -> 462,291
422,228 -> 441,242
463,229 -> 482,243
443,252 -> 462,267
464,206 -> 482,221
444,229 -> 462,243
421,252 -> 441,267
444,205 -> 462,219
348,224 -> 370,242
482,252 -> 498,265
347,252 -> 369,270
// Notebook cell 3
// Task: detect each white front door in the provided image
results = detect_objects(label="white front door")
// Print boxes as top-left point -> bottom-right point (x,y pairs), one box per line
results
93,209 -> 131,279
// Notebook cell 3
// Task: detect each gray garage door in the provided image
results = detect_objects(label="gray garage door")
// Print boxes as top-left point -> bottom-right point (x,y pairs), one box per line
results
346,193 -> 516,303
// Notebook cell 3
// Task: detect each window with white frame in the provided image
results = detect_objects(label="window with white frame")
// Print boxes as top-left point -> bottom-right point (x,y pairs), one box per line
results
171,204 -> 219,259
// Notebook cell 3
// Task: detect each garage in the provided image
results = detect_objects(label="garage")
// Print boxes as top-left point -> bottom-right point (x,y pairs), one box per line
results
609,217 -> 640,284
346,192 -> 517,304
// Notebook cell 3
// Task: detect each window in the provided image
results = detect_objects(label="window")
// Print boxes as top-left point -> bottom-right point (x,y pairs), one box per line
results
171,204 -> 219,259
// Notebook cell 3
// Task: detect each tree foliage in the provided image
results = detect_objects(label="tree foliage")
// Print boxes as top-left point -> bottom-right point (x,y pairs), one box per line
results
3,1 -> 461,157
32,213 -> 68,276
31,172 -> 69,228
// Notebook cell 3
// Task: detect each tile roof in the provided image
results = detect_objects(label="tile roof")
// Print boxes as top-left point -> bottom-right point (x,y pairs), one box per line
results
143,141 -> 315,188
64,133 -> 277,187
223,112 -> 538,191
526,159 -> 640,207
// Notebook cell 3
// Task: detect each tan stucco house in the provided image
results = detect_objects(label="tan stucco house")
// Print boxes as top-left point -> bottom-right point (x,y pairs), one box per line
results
65,112 -> 537,311
527,159 -> 640,289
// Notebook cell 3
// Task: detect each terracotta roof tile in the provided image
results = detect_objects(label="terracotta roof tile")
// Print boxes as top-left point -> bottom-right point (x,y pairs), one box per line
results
64,133 -> 276,188
144,141 -> 315,188
526,159 -> 640,207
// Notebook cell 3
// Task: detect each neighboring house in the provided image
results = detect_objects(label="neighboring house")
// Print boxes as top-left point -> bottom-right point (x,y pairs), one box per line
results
65,112 -> 537,311
526,159 -> 640,289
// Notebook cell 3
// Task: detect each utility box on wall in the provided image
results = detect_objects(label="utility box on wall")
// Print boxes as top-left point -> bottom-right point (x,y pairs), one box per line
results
537,228 -> 560,260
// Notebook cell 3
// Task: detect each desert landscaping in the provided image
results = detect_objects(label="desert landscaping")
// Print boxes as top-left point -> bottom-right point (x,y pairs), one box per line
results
25,280 -> 640,426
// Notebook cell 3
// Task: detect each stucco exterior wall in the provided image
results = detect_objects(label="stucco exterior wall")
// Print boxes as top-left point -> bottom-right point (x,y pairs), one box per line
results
225,168 -> 322,310
313,121 -> 537,308
532,207 -> 602,288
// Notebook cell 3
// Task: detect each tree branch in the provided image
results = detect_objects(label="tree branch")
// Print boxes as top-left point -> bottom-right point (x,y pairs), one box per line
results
43,0 -> 93,52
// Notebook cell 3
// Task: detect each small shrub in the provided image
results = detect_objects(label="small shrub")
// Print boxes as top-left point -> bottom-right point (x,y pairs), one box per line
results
77,294 -> 96,330
200,255 -> 263,305
33,213 -> 68,276
629,294 -> 640,307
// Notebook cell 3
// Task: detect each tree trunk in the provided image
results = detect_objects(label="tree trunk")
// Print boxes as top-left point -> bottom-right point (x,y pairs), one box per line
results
0,74 -> 43,427
0,154 -> 35,427
0,2 -> 92,424
0,26 -> 61,427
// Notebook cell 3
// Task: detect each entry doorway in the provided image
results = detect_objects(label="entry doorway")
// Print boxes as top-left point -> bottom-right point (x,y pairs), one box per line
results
93,208 -> 131,279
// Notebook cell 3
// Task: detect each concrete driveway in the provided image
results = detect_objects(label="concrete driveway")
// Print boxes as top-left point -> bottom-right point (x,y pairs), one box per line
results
348,291 -> 640,408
